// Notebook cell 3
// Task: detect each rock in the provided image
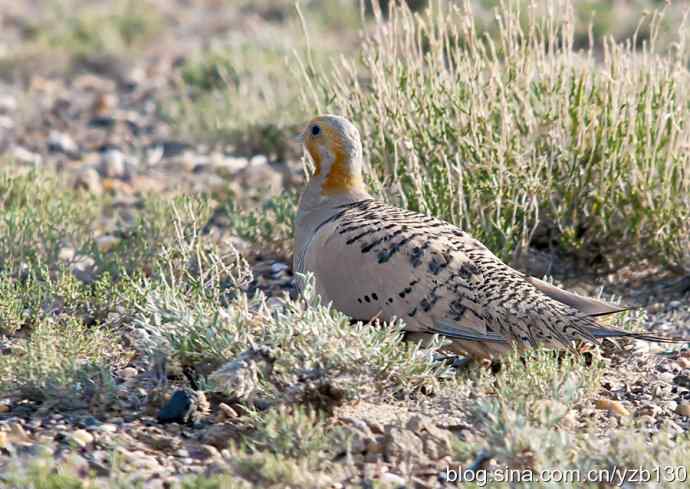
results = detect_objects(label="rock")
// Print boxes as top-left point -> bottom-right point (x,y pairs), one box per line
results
594,399 -> 630,417
271,262 -> 289,275
96,235 -> 121,253
0,401 -> 10,413
71,255 -> 97,283
677,357 -> 690,369
209,347 -> 274,399
69,429 -> 94,448
673,375 -> 690,388
212,155 -> 248,177
199,423 -> 241,450
661,400 -> 678,413
234,160 -> 283,197
637,404 -> 661,417
405,415 -> 452,459
0,94 -> 17,112
119,367 -> 138,380
676,402 -> 690,417
12,145 -> 42,166
96,423 -> 118,433
380,472 -> 406,487
48,130 -> 78,156
157,389 -> 206,424
99,149 -> 127,179
383,425 -> 424,460
217,403 -> 238,421
74,167 -> 103,194
188,444 -> 222,461
137,429 -> 180,451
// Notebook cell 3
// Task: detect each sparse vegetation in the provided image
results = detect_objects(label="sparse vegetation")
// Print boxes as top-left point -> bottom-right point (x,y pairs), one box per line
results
304,0 -> 690,270
0,0 -> 689,487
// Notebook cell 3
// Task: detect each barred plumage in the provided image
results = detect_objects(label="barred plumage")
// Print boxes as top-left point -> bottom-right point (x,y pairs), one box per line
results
293,115 -> 684,359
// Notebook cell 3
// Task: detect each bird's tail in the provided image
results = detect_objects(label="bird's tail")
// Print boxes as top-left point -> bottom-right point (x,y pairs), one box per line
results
586,325 -> 690,344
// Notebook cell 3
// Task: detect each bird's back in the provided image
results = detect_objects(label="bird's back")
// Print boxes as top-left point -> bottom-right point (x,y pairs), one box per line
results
297,199 -> 672,358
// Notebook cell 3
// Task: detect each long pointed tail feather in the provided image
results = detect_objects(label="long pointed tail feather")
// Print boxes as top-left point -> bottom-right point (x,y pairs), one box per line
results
587,326 -> 690,344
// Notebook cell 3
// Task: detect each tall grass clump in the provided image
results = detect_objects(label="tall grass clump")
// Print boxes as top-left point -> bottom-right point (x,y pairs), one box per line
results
302,0 -> 690,271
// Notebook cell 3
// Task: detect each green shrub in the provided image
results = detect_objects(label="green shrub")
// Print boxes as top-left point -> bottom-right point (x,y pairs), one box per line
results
303,0 -> 690,271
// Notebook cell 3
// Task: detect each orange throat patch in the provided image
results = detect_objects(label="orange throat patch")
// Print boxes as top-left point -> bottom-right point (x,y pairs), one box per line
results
321,147 -> 364,196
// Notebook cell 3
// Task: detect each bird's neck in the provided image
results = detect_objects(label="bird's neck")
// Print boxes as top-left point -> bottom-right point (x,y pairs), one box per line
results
294,173 -> 371,252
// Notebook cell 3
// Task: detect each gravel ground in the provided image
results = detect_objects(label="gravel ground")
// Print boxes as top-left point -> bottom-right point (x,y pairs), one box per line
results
1,1 -> 689,486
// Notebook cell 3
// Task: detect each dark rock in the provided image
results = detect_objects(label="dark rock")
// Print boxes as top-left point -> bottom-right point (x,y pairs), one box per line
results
157,389 -> 205,425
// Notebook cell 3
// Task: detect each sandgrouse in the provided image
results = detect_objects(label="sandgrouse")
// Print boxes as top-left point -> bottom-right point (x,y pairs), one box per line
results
293,114 -> 682,359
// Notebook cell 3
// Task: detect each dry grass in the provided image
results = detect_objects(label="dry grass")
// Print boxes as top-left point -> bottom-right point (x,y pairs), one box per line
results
303,0 -> 690,271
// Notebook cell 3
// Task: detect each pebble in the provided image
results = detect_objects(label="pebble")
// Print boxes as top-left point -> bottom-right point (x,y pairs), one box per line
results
380,472 -> 406,487
99,149 -> 127,179
594,399 -> 630,417
70,429 -> 94,448
119,366 -> 138,379
661,400 -> 678,413
96,235 -> 121,253
12,145 -> 42,165
157,389 -> 198,424
217,403 -> 238,421
48,130 -> 78,155
677,402 -> 690,417
74,167 -> 103,194
96,423 -> 118,433
0,94 -> 17,112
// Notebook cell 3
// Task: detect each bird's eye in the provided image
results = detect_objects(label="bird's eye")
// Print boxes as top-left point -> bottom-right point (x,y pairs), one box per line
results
311,125 -> 321,136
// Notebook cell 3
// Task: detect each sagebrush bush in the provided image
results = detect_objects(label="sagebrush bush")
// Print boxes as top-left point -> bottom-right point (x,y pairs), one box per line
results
302,0 -> 690,271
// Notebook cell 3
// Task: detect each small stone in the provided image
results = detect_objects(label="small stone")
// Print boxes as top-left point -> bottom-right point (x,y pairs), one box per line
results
74,167 -> 103,194
119,367 -> 138,379
0,94 -> 17,112
677,357 -> 690,369
71,255 -> 96,283
48,131 -> 78,155
12,145 -> 42,165
676,402 -> 690,417
661,400 -> 678,413
99,149 -> 127,179
217,403 -> 238,421
637,404 -> 661,417
189,444 -> 221,461
668,300 -> 681,311
0,401 -> 10,413
199,423 -> 240,450
384,425 -> 424,460
674,375 -> 690,388
70,429 -> 94,448
96,235 -> 121,253
595,399 -> 630,417
250,154 -> 268,166
157,389 -> 201,424
96,423 -> 118,433
380,472 -> 406,487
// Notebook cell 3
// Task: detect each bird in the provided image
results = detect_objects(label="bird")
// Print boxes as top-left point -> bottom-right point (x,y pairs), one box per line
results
292,114 -> 685,360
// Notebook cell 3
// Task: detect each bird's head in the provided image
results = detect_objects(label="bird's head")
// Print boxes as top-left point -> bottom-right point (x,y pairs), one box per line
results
298,115 -> 366,196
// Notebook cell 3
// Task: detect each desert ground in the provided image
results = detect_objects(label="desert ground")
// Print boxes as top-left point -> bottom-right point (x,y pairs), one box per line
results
0,1 -> 689,487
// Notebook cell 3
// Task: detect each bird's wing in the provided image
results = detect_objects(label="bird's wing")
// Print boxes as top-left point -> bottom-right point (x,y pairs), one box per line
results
302,200 -> 683,351
526,276 -> 631,317
303,200 -> 500,342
